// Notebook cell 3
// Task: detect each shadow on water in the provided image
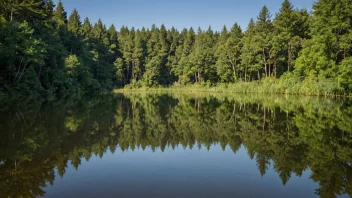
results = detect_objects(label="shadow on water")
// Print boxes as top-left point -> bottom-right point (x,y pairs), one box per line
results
0,93 -> 351,198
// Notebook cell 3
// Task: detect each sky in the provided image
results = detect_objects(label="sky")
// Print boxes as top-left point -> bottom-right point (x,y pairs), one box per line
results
54,0 -> 315,31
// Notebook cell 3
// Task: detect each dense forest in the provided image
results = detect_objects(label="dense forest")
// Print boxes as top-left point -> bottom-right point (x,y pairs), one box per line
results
0,0 -> 352,96
0,93 -> 351,197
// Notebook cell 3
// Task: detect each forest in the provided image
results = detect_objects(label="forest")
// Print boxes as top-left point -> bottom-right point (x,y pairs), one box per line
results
0,0 -> 352,96
0,93 -> 351,197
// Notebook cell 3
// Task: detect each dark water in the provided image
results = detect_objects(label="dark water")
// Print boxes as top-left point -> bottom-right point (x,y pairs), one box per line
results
0,93 -> 351,198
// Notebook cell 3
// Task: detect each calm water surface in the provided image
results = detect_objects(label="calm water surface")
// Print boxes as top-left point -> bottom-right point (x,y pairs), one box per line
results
0,93 -> 351,198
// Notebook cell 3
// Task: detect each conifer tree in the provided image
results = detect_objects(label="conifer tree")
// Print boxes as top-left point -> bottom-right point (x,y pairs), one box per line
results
52,0 -> 67,26
81,17 -> 92,38
241,19 -> 261,81
255,6 -> 276,77
67,9 -> 81,35
274,0 -> 309,73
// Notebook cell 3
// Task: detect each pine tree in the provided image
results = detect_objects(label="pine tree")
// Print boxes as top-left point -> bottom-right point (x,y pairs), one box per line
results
256,6 -> 276,77
166,26 -> 180,84
240,19 -> 261,81
93,19 -> 104,40
158,24 -> 170,85
67,9 -> 81,35
132,30 -> 144,81
176,27 -> 196,84
107,24 -> 117,43
53,0 -> 67,27
274,0 -> 309,73
215,25 -> 230,82
81,17 -> 92,38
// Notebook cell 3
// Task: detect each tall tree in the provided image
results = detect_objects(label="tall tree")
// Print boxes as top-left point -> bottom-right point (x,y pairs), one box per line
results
295,0 -> 352,91
241,19 -> 261,81
216,24 -> 243,82
255,6 -> 276,78
52,0 -> 67,26
274,0 -> 309,73
81,17 -> 91,38
67,9 -> 81,35
132,30 -> 144,81
215,25 -> 230,82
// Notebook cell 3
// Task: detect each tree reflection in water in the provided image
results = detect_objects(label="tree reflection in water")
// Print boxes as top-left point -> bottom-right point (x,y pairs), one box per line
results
0,93 -> 351,198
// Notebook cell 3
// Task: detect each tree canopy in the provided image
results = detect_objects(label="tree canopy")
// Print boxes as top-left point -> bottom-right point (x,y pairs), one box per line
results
0,0 -> 351,95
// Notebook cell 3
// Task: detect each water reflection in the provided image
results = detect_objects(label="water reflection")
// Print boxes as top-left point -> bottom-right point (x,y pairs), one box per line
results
0,93 -> 351,197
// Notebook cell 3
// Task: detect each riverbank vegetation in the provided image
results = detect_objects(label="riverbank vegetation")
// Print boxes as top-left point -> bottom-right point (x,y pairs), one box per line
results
117,75 -> 352,97
0,0 -> 351,96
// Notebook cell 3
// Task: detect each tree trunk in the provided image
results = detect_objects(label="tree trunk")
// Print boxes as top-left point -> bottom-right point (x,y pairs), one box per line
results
263,48 -> 267,77
132,62 -> 135,80
229,103 -> 236,123
262,107 -> 266,134
232,63 -> 236,82
10,0 -> 14,22
14,57 -> 24,83
198,71 -> 201,83
245,66 -> 247,82
232,60 -> 237,82
126,63 -> 130,84
16,62 -> 27,83
288,42 -> 291,72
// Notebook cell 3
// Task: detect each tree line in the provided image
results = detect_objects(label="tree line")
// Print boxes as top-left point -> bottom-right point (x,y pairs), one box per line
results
0,0 -> 351,95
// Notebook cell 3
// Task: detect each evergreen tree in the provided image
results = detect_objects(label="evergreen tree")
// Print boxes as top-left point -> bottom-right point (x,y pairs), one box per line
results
255,6 -> 276,78
67,9 -> 81,35
81,17 -> 92,38
157,24 -> 170,85
67,9 -> 82,55
274,0 -> 309,73
52,0 -> 67,26
92,19 -> 104,40
215,25 -> 230,82
216,24 -> 243,82
132,30 -> 144,81
240,19 -> 261,81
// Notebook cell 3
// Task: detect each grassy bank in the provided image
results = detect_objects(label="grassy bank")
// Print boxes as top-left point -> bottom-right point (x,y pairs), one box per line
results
115,77 -> 352,97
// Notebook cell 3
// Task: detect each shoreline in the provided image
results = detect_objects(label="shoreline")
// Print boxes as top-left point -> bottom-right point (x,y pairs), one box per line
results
114,86 -> 352,98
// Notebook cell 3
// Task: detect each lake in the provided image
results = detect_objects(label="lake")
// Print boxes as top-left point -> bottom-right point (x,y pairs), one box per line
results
0,93 -> 351,198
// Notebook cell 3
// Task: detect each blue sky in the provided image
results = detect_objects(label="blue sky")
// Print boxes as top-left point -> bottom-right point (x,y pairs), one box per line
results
55,0 -> 315,31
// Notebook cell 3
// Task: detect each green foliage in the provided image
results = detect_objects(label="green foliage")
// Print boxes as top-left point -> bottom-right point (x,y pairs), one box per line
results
0,0 -> 351,96
143,56 -> 162,86
295,0 -> 352,85
240,19 -> 261,82
0,0 -> 117,96
64,54 -> 80,75
273,0 -> 309,73
67,9 -> 81,35
338,57 -> 352,91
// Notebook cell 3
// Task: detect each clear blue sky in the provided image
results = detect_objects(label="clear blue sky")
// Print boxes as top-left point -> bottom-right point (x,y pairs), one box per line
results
55,0 -> 314,31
